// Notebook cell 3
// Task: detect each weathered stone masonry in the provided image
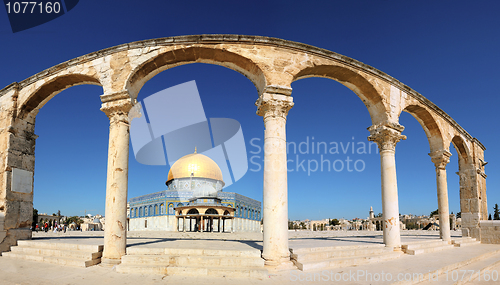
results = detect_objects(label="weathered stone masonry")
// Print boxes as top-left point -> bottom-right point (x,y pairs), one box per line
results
0,35 -> 491,265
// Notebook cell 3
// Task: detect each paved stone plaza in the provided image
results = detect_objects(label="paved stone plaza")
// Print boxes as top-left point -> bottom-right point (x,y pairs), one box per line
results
1,230 -> 500,284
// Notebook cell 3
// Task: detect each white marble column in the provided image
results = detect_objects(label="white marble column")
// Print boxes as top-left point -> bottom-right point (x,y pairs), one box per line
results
256,89 -> 294,267
368,123 -> 406,248
430,150 -> 452,241
100,92 -> 133,265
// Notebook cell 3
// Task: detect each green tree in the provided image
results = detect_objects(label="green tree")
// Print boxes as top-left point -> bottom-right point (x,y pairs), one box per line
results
64,216 -> 83,227
320,224 -> 324,231
376,213 -> 383,218
430,209 -> 439,218
494,204 -> 500,220
330,219 -> 340,226
288,220 -> 293,230
489,214 -> 492,220
456,212 -> 461,219
300,222 -> 305,229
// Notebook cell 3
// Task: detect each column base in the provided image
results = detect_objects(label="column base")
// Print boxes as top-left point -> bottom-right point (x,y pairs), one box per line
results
263,254 -> 296,272
100,257 -> 122,267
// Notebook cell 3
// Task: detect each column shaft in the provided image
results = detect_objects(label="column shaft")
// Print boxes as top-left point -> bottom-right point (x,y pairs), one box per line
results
431,150 -> 451,241
257,92 -> 293,267
368,123 -> 406,248
380,149 -> 401,247
102,106 -> 131,263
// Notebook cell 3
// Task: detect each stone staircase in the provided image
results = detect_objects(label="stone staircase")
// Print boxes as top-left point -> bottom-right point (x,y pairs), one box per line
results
116,246 -> 269,278
402,239 -> 455,255
451,237 -> 481,247
2,240 -> 103,267
291,244 -> 403,271
415,247 -> 500,285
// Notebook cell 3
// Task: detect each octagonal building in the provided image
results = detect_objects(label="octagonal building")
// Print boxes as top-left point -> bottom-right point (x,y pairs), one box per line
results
128,150 -> 261,232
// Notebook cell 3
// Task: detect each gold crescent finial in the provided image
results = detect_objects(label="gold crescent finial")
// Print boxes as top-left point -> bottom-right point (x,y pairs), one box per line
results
194,147 -> 197,153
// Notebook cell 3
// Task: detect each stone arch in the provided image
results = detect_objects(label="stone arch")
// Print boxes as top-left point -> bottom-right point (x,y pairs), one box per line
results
293,65 -> 388,124
19,74 -> 102,119
451,135 -> 471,165
126,46 -> 266,99
402,105 -> 445,152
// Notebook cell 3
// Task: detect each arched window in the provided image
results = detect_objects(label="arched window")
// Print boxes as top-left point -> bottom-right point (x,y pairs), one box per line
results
205,208 -> 218,215
168,203 -> 174,215
155,204 -> 159,215
160,203 -> 165,214
140,207 -> 143,217
187,208 -> 199,215
148,205 -> 152,216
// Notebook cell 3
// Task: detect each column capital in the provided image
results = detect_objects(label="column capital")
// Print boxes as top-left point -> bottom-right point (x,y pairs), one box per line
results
255,93 -> 294,120
100,91 -> 134,122
429,149 -> 452,170
367,123 -> 406,152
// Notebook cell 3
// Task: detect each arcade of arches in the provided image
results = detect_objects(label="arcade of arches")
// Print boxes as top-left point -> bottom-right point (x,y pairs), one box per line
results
0,35 -> 491,268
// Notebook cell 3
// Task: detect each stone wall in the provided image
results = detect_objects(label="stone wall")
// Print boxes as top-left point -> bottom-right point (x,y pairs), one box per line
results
479,220 -> 500,244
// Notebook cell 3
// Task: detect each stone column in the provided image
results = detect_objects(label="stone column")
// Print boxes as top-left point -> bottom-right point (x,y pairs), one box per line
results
100,92 -> 133,265
368,123 -> 406,248
256,88 -> 294,268
430,150 -> 452,242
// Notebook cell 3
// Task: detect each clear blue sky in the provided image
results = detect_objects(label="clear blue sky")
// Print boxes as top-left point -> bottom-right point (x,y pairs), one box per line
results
1,1 -> 499,220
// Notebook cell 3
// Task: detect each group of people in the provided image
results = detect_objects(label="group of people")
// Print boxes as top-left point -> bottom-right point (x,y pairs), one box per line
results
34,223 -> 71,233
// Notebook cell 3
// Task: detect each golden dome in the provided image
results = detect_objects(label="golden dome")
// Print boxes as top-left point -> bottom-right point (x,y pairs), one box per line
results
166,151 -> 223,184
